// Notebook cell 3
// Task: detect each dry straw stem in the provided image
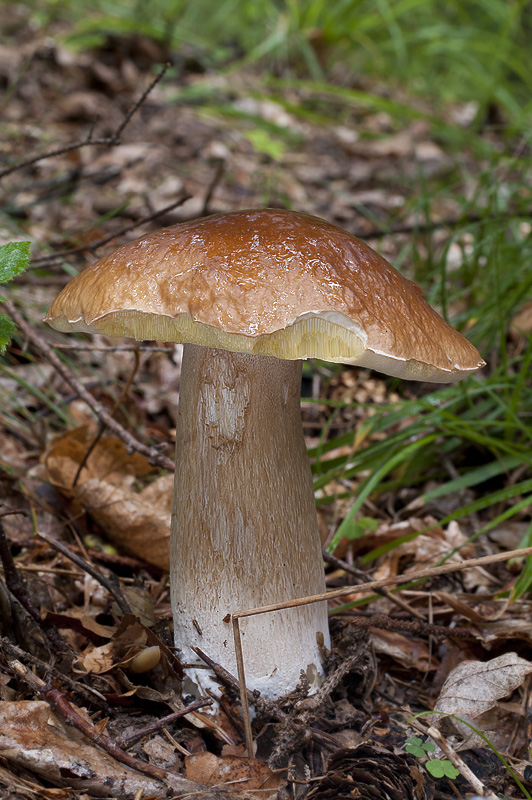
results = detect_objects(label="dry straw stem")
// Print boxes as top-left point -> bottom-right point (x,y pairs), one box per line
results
232,545 -> 532,757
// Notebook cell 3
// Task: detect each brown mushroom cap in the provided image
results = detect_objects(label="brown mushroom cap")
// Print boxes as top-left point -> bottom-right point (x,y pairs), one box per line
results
45,208 -> 484,382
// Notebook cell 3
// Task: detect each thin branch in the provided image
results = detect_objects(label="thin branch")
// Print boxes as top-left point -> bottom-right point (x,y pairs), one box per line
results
116,697 -> 214,748
323,550 -> 424,620
233,546 -> 532,620
8,660 -> 255,800
3,299 -> 175,471
10,659 -> 174,784
38,531 -> 132,616
359,207 -> 532,240
408,716 -> 497,800
72,350 -> 140,487
0,63 -> 170,180
200,160 -> 225,217
0,636 -> 110,712
30,194 -> 190,267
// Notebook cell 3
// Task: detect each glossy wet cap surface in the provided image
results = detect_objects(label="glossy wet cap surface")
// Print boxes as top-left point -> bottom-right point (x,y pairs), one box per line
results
45,208 -> 485,382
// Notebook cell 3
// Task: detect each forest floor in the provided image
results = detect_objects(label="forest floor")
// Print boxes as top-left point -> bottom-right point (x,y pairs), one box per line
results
1,7 -> 532,800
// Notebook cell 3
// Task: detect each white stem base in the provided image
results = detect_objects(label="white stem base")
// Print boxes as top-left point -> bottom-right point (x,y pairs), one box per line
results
170,344 -> 330,699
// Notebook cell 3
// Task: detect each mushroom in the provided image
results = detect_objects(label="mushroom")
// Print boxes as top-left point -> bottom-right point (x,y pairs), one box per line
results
45,208 -> 485,699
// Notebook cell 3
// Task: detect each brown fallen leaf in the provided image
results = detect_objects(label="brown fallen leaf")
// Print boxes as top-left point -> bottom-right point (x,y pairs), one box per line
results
0,700 -> 171,799
371,628 -> 438,672
434,652 -> 532,749
0,700 -> 253,800
185,751 -> 285,797
75,612 -> 183,678
44,428 -> 172,568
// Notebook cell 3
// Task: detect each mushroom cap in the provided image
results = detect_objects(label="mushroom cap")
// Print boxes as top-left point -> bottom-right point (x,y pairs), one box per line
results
45,208 -> 484,382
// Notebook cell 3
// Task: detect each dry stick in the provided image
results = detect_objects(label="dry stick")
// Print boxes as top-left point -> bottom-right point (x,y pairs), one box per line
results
360,207 -> 532,241
0,63 -> 171,180
116,696 -> 214,749
72,350 -> 140,487
3,299 -> 175,472
10,659 -> 174,784
0,636 -> 109,712
38,530 -> 132,616
322,550 -> 424,620
30,194 -> 190,267
8,661 -> 253,800
200,159 -> 225,217
232,545 -> 532,758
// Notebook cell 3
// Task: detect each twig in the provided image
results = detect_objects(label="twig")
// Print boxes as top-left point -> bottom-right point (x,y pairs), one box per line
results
200,160 -> 225,217
0,637 -> 113,715
3,299 -> 175,471
30,194 -> 190,267
233,546 -> 532,620
5,657 -> 255,800
344,612 -> 474,640
0,515 -> 69,653
73,350 -> 140,487
323,550 -> 424,620
0,63 -> 170,180
359,207 -> 532,241
10,659 -> 173,784
117,697 -> 214,748
38,530 -> 132,616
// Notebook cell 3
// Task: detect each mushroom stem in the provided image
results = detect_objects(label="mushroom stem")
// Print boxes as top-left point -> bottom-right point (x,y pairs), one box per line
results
170,343 -> 330,699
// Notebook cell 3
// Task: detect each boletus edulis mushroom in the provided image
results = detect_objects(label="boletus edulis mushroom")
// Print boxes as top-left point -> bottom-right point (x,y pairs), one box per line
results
45,209 -> 485,699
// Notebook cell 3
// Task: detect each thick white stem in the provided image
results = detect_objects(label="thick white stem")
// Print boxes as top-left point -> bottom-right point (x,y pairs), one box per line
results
170,344 -> 330,699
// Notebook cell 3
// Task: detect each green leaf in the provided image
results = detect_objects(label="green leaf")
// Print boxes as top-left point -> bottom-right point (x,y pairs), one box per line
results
0,241 -> 31,354
405,743 -> 426,758
426,759 -> 460,779
405,737 -> 436,757
0,315 -> 16,354
0,241 -> 31,284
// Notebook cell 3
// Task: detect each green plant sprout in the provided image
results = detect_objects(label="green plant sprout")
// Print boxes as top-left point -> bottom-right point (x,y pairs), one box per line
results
0,242 -> 31,354
409,713 -> 532,800
404,737 -> 460,780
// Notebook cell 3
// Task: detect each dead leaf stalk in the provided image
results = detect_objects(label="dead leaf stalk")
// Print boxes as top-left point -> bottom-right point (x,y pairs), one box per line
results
322,550 -> 424,620
3,298 -> 175,471
72,349 -> 141,488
